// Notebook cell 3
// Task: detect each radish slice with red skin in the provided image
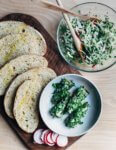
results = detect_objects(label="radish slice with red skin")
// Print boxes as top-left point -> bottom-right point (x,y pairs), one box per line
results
34,129 -> 68,147
33,129 -> 44,144
46,132 -> 55,145
56,135 -> 68,147
50,132 -> 55,143
44,131 -> 54,146
41,129 -> 54,146
43,130 -> 53,146
41,129 -> 50,143
44,130 -> 50,144
51,132 -> 59,143
55,135 -> 59,143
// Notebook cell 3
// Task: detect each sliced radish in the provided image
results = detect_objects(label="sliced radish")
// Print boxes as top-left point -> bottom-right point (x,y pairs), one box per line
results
46,132 -> 55,145
34,129 -> 68,147
50,132 -> 55,143
51,132 -> 59,143
44,130 -> 50,144
55,135 -> 59,143
56,135 -> 68,147
41,129 -> 50,143
33,129 -> 44,144
44,131 -> 54,146
41,129 -> 54,146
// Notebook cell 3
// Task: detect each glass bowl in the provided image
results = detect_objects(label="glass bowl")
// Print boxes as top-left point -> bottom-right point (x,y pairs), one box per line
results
57,2 -> 116,72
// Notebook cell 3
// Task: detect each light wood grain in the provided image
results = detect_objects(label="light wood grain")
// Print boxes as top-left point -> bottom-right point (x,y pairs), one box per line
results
41,0 -> 91,20
0,0 -> 116,150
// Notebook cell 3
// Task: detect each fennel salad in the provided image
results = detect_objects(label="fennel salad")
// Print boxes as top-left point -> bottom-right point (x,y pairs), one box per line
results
58,17 -> 116,67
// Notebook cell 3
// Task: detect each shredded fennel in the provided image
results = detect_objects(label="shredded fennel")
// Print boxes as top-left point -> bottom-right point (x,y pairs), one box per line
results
59,17 -> 116,66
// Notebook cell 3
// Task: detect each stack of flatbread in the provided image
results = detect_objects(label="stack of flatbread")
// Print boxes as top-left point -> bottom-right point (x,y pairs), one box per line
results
0,21 -> 56,133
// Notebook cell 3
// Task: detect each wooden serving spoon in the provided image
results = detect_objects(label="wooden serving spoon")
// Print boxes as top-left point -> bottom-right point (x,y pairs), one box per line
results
41,0 -> 100,62
41,0 -> 91,21
42,0 -> 87,62
52,0 -> 85,61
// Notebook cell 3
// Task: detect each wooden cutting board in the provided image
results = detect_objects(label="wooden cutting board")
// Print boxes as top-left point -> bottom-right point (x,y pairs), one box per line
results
0,13 -> 81,150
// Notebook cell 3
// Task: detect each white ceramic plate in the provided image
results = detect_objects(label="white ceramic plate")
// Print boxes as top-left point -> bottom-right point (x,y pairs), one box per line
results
39,74 -> 102,137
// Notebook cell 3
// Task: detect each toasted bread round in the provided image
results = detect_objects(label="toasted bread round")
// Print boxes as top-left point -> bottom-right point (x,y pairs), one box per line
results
0,55 -> 48,95
13,79 -> 42,133
4,68 -> 56,118
0,33 -> 46,67
0,21 -> 46,56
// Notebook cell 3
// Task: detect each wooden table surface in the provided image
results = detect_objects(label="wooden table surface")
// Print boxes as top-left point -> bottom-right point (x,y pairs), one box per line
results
0,0 -> 116,150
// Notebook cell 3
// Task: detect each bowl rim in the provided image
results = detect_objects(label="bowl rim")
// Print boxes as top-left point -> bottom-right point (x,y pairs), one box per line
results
39,74 -> 102,137
57,2 -> 116,73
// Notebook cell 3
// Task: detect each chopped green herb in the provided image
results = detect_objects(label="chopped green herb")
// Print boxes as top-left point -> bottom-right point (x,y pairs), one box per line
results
51,78 -> 75,104
50,96 -> 70,118
65,102 -> 89,128
66,86 -> 89,114
49,78 -> 89,128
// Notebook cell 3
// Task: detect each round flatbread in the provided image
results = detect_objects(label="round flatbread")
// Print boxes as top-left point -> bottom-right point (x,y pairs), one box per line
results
0,55 -> 48,95
0,33 -> 46,67
0,21 -> 46,56
4,68 -> 56,118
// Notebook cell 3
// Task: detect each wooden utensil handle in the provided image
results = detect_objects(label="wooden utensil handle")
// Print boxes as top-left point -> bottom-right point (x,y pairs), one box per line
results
41,0 -> 89,20
56,0 -> 82,52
